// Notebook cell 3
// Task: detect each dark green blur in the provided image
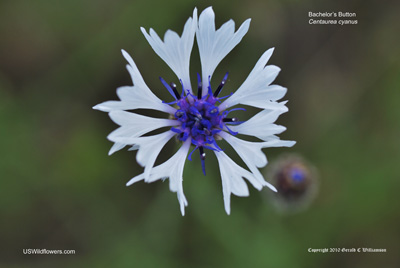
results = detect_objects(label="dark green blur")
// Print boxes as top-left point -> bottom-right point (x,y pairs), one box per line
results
1,0 -> 399,267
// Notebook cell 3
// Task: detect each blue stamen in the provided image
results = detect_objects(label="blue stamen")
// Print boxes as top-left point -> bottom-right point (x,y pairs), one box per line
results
197,73 -> 202,99
170,82 -> 181,100
225,120 -> 244,125
199,147 -> 206,175
215,92 -> 233,101
214,72 -> 229,97
224,124 -> 238,136
202,144 -> 220,151
162,100 -> 178,105
188,146 -> 198,161
168,71 -> 244,174
223,107 -> 247,117
207,75 -> 213,96
160,77 -> 178,100
179,79 -> 186,97
171,127 -> 181,134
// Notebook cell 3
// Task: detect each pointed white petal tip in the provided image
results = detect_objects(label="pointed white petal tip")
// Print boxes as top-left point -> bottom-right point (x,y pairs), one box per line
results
121,49 -> 135,67
258,47 -> 276,65
264,47 -> 275,59
180,197 -> 188,216
287,140 -> 297,147
269,184 -> 278,192
269,65 -> 281,73
92,103 -> 113,112
244,18 -> 251,27
126,174 -> 142,186
224,204 -> 231,216
140,27 -> 149,39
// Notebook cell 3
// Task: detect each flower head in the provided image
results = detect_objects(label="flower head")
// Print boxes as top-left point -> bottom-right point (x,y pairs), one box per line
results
93,7 -> 295,215
264,154 -> 318,213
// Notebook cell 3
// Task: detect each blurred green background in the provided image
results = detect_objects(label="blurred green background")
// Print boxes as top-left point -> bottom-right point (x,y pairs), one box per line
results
1,0 -> 399,267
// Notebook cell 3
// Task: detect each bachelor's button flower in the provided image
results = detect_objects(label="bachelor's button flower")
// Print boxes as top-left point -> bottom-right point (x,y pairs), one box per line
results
93,7 -> 295,215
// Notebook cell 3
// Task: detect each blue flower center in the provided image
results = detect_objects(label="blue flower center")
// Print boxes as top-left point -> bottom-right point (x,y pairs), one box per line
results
160,72 -> 243,175
289,167 -> 306,183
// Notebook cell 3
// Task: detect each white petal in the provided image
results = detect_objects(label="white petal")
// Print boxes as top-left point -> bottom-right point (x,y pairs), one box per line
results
108,142 -> 126,155
127,140 -> 191,216
228,108 -> 289,141
220,48 -> 286,110
197,7 -> 251,96
128,144 -> 140,151
214,151 -> 263,215
232,97 -> 288,111
241,85 -> 287,104
220,132 -> 295,191
141,9 -> 197,94
221,85 -> 287,111
93,50 -> 176,114
107,111 -> 178,142
112,131 -> 175,181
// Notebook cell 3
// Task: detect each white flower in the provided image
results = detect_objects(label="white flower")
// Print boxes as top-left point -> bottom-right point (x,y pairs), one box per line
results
93,7 -> 295,215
